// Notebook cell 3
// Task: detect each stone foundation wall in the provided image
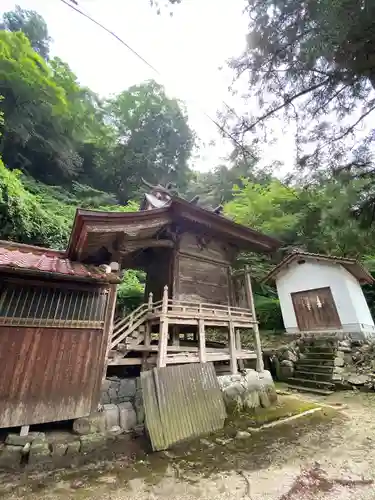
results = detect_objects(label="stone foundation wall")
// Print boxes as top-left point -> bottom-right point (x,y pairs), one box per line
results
217,369 -> 277,412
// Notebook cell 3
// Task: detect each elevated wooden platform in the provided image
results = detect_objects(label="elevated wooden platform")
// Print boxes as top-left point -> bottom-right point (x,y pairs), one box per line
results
108,283 -> 264,374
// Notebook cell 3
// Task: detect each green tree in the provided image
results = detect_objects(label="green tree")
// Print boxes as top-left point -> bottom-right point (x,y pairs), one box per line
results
1,5 -> 51,59
228,0 -> 375,173
0,31 -> 83,183
105,80 -> 195,203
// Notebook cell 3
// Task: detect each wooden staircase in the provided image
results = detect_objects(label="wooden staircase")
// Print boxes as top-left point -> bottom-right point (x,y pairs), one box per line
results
287,336 -> 337,395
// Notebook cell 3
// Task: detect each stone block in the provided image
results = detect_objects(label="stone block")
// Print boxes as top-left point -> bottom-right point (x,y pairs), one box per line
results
134,380 -> 144,425
49,442 -> 68,457
0,445 -> 22,468
28,440 -> 51,465
118,378 -> 137,400
108,387 -> 118,402
348,374 -> 370,385
101,379 -> 111,392
103,404 -> 120,429
118,402 -> 137,431
336,350 -> 345,359
73,412 -> 106,435
5,432 -> 45,447
65,440 -> 81,456
80,434 -> 107,453
334,357 -> 345,367
101,391 -> 110,405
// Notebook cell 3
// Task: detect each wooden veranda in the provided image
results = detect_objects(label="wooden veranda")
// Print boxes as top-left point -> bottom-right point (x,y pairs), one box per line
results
108,267 -> 264,374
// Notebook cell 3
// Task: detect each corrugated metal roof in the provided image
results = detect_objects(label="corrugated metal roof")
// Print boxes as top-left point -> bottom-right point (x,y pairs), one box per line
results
142,363 -> 226,451
0,242 -> 113,281
263,251 -> 374,285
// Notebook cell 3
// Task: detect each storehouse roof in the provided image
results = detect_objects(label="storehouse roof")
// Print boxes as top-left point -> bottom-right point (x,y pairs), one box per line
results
262,251 -> 374,285
0,241 -> 119,283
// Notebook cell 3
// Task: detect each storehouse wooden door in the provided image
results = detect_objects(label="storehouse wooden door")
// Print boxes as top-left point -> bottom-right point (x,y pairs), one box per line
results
291,287 -> 342,331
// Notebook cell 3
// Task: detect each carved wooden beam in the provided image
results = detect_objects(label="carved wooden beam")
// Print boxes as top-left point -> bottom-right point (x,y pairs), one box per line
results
118,238 -> 175,254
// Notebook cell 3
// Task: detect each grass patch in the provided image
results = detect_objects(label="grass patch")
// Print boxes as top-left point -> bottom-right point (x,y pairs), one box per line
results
226,395 -> 320,432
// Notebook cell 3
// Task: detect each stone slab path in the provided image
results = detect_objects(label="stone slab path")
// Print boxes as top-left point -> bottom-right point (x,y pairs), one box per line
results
1,391 -> 375,500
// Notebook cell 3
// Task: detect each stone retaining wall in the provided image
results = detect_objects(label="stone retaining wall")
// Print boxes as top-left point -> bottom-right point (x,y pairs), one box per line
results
217,369 -> 277,412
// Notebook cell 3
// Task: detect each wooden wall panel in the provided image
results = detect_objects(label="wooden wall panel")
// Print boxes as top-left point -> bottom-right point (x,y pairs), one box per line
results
178,233 -> 231,264
176,255 -> 230,304
291,287 -> 342,331
0,326 -> 104,428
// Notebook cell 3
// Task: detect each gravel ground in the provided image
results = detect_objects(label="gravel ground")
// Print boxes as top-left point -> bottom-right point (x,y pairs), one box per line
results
1,391 -> 375,500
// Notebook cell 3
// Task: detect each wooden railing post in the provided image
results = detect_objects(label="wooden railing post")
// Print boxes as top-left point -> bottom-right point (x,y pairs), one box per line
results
198,303 -> 206,363
157,285 -> 169,368
228,306 -> 238,374
148,292 -> 153,312
244,265 -> 264,372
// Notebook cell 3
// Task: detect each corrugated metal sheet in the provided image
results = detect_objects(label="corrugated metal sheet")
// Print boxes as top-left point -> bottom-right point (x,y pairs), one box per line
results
0,326 -> 104,427
141,363 -> 226,451
0,245 -> 109,280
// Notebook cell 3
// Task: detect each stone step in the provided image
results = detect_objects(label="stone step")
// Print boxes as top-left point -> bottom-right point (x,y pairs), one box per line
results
287,377 -> 335,391
297,357 -> 335,367
294,364 -> 334,374
300,346 -> 336,354
294,370 -> 333,382
286,384 -> 334,396
300,352 -> 335,358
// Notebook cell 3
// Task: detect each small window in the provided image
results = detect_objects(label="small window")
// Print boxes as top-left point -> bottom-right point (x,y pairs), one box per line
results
0,283 -> 108,328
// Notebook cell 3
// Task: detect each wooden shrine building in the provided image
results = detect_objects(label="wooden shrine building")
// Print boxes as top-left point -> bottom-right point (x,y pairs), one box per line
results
68,182 -> 282,373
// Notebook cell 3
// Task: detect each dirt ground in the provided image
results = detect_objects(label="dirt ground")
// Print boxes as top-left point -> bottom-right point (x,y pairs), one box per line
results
1,390 -> 375,500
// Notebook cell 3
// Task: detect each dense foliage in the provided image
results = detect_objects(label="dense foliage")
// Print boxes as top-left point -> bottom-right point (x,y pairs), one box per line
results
2,5 -> 375,328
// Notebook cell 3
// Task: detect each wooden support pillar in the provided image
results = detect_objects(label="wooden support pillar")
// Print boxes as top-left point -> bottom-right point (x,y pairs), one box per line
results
198,317 -> 206,363
142,293 -> 153,371
244,266 -> 264,372
228,304 -> 238,374
157,285 -> 169,368
172,325 -> 180,346
235,329 -> 245,371
101,283 -> 118,382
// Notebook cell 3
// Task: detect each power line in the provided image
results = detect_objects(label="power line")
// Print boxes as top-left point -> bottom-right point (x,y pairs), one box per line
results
60,0 -> 255,161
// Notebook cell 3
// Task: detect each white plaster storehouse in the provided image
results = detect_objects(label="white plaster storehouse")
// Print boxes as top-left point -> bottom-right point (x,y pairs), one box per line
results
263,251 -> 375,338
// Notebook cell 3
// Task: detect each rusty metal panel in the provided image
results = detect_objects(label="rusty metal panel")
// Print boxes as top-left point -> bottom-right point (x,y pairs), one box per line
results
0,326 -> 104,428
141,363 -> 226,451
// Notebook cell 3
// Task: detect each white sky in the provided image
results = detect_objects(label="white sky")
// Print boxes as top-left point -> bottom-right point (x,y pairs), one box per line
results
1,0 -> 295,173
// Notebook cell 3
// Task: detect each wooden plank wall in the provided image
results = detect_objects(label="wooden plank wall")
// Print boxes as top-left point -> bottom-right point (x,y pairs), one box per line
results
174,233 -> 234,305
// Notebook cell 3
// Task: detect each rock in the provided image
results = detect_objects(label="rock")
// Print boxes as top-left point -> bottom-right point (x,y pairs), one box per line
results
334,357 -> 345,367
50,442 -> 68,457
133,424 -> 145,437
335,350 -> 345,359
28,440 -> 51,465
360,344 -> 372,353
280,360 -> 294,367
333,366 -> 345,374
5,432 -> 45,447
348,374 -> 371,385
243,391 -> 260,410
215,437 -> 233,445
0,445 -> 22,468
80,434 -> 107,453
200,438 -> 215,448
107,426 -> 122,436
236,430 -> 251,439
280,360 -> 294,379
65,440 -> 81,456
282,350 -> 298,363
73,412 -> 106,435
118,402 -> 137,431
103,404 -> 120,430
259,390 -> 271,408
339,340 -> 351,349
